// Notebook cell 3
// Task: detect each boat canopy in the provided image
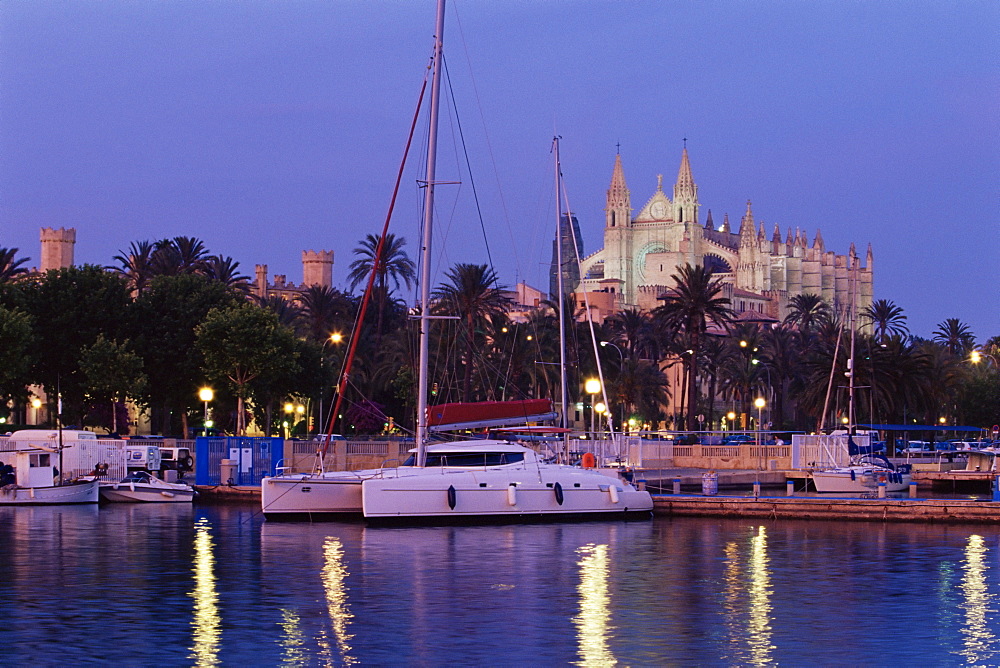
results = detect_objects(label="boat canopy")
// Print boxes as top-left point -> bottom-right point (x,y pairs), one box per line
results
427,399 -> 556,432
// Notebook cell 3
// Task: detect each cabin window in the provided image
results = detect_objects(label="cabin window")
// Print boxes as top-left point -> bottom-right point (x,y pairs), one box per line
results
29,453 -> 51,467
402,452 -> 525,467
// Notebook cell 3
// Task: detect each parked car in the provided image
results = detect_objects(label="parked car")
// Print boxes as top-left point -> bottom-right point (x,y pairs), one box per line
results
160,446 -> 194,474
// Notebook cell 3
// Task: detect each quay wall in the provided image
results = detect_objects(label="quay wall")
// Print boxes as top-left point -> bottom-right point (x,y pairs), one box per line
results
653,495 -> 1000,524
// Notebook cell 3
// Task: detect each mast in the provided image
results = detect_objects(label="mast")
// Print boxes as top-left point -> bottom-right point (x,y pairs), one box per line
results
553,136 -> 570,462
847,256 -> 858,434
415,0 -> 446,468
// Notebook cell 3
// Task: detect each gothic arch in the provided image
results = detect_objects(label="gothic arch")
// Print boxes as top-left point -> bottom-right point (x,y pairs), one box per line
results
703,253 -> 732,274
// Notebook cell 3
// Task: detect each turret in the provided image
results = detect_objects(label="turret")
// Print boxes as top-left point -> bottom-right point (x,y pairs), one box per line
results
605,154 -> 631,228
40,227 -> 75,272
672,147 -> 699,225
302,250 -> 334,288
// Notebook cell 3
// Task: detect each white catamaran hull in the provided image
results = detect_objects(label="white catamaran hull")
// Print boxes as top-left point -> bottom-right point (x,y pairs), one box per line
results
362,468 -> 653,521
262,473 -> 372,517
0,480 -> 100,505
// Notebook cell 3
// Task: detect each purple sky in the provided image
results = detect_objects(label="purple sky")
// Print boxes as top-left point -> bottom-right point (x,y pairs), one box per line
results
2,1 -> 997,341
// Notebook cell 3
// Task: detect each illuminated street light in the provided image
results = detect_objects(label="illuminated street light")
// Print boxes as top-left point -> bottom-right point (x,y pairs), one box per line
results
31,397 -> 42,425
198,387 -> 214,436
585,379 -> 601,436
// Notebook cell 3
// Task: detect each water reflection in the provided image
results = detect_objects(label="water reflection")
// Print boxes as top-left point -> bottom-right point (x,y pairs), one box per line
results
574,543 -> 615,667
279,609 -> 306,667
721,526 -> 774,666
189,517 -> 220,667
321,537 -> 356,665
958,534 -> 997,665
747,526 -> 774,666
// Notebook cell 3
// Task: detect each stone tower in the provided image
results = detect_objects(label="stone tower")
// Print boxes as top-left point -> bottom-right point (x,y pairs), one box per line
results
255,264 -> 269,298
302,250 -> 334,288
40,227 -> 75,272
672,147 -> 699,226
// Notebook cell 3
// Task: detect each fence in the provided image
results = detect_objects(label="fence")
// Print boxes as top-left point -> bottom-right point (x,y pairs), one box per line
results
0,437 -> 129,481
791,434 -> 870,469
194,436 -> 284,486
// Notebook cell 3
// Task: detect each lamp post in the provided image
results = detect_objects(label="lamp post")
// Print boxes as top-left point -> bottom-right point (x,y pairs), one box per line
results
319,333 -> 344,436
198,387 -> 214,436
754,397 -> 766,472
599,341 -> 625,429
585,378 -> 601,437
284,402 -> 295,439
31,398 -> 42,426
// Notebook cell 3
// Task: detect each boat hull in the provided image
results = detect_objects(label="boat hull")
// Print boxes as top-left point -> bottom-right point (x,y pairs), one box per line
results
812,469 -> 911,493
99,482 -> 195,503
0,480 -> 100,505
361,469 -> 653,523
261,474 -> 366,518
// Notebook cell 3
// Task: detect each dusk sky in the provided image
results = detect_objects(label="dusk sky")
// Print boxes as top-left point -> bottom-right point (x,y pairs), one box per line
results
2,1 -> 997,341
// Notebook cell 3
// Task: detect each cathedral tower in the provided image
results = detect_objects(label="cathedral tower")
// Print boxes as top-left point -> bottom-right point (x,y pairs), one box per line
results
672,147 -> 699,226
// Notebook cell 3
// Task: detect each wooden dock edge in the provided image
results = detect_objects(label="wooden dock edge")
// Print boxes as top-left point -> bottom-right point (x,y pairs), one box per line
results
653,494 -> 1000,524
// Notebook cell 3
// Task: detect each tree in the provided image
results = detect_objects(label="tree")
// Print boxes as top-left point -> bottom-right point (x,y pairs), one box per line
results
296,285 -> 354,343
784,293 -> 831,333
347,233 -> 416,343
131,274 -> 240,435
21,266 -> 133,425
196,303 -> 299,435
933,318 -> 976,357
113,240 -> 156,295
202,255 -> 250,293
0,306 -> 33,411
0,248 -> 31,283
79,335 -> 147,434
861,299 -> 908,342
654,264 -> 733,430
432,263 -> 511,402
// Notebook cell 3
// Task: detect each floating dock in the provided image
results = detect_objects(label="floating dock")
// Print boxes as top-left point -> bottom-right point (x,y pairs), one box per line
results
653,494 -> 1000,524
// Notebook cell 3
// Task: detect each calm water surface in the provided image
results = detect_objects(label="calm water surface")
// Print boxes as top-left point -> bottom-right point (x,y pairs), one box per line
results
1,503 -> 998,666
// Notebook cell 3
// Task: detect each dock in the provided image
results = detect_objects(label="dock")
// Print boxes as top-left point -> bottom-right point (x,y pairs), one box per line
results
652,494 -> 1000,524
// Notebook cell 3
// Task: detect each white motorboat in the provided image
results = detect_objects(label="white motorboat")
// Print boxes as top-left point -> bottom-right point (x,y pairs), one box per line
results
262,439 -> 652,520
99,470 -> 196,503
811,454 -> 911,493
0,452 -> 99,505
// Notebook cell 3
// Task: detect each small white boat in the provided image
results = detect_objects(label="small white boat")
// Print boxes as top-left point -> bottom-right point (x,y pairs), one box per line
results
0,451 -> 99,505
812,455 -> 912,494
99,471 -> 196,503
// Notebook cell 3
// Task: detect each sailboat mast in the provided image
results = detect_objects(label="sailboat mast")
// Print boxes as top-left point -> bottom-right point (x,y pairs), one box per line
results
415,0 -> 446,468
847,256 -> 858,433
553,136 -> 570,462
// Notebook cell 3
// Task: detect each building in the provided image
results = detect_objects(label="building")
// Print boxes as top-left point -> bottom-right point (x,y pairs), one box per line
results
574,148 -> 873,322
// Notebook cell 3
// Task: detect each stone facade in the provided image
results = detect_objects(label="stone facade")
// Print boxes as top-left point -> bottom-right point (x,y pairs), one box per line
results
576,149 -> 873,321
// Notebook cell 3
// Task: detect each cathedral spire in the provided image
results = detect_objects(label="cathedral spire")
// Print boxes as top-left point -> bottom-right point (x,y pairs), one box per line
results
705,209 -> 714,231
605,153 -> 631,228
813,228 -> 825,251
758,222 -> 767,240
722,212 -> 731,234
739,200 -> 755,237
672,146 -> 699,224
772,223 -> 782,244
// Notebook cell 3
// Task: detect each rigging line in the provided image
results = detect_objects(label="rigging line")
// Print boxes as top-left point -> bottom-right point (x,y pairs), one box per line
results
442,55 -> 502,292
557,150 -> 615,437
450,3 -> 524,287
321,69 -> 430,460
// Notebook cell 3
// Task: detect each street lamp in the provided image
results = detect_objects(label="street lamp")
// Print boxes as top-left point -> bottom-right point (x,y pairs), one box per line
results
198,387 -> 214,436
754,397 -> 766,446
31,398 -> 42,425
726,411 -> 736,432
585,378 -> 601,437
284,402 -> 295,438
319,333 -> 344,436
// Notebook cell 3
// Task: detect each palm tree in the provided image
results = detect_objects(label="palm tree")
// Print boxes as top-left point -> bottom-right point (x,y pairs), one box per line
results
296,285 -> 354,343
933,318 -> 976,357
861,299 -> 908,342
605,308 -> 655,361
347,233 -> 416,344
149,236 -> 209,276
0,248 -> 30,283
432,263 -> 511,402
202,255 -> 250,293
654,263 -> 734,430
784,293 -> 831,333
113,241 -> 156,295
253,294 -> 302,329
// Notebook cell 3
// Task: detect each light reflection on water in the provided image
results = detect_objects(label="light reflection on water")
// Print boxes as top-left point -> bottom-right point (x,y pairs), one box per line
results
3,505 -> 1000,665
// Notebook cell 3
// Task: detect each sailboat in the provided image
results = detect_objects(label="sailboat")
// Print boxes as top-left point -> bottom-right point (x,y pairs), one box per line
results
810,259 -> 911,494
262,0 -> 652,522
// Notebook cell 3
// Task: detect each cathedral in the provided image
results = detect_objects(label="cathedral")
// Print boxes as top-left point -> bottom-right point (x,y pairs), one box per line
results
570,148 -> 873,322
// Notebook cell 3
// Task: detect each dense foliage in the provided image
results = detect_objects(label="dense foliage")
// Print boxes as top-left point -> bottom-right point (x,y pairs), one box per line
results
0,243 -> 996,439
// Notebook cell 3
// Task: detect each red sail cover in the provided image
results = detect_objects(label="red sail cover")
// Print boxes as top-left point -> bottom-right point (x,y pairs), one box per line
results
427,399 -> 556,432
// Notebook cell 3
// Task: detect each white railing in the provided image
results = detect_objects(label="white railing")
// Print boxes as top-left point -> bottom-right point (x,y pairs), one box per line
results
791,434 -> 870,469
0,437 -> 129,481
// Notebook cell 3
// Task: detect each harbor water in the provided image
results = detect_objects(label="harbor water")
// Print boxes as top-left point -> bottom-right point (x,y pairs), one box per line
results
2,503 -> 998,666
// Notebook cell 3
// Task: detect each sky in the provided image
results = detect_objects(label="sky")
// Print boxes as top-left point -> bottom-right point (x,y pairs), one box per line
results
1,0 -> 997,341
